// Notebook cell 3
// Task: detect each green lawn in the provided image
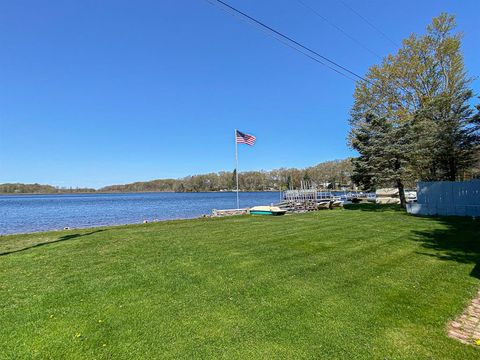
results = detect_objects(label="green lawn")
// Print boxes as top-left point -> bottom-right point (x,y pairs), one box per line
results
1,205 -> 479,359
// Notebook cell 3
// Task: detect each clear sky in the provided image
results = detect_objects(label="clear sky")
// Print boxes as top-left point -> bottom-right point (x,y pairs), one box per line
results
1,0 -> 479,188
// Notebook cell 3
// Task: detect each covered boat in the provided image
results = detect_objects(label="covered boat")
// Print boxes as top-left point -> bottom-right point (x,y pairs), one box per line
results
249,206 -> 287,216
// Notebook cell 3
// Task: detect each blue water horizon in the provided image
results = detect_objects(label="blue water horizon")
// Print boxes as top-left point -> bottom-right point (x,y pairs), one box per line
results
0,191 -> 282,235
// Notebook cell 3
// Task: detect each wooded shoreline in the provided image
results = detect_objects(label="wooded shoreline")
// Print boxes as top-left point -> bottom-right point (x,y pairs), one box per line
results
0,158 -> 355,194
0,189 -> 285,196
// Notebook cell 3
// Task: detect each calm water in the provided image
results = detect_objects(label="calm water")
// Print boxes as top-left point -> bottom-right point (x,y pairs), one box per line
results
0,192 -> 281,235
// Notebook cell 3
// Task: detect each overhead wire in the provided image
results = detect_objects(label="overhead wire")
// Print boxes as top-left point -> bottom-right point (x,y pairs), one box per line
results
205,0 -> 372,85
210,0 -> 357,82
205,0 -> 402,115
338,0 -> 400,48
295,0 -> 382,60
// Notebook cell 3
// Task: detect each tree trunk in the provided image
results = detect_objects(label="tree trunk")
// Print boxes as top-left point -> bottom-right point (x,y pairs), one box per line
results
448,156 -> 457,181
397,179 -> 406,209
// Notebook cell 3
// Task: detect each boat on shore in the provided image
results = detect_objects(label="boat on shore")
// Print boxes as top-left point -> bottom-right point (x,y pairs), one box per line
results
249,206 -> 287,216
317,201 -> 331,209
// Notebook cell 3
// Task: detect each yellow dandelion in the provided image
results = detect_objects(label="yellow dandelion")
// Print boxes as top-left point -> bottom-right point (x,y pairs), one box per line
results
475,339 -> 480,346
74,333 -> 81,338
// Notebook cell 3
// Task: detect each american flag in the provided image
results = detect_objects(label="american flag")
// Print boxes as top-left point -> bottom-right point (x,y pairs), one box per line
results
236,130 -> 256,146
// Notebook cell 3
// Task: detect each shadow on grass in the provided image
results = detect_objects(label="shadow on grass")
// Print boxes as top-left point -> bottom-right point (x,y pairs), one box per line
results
409,216 -> 480,279
346,203 -> 480,279
0,229 -> 106,257
344,203 -> 403,212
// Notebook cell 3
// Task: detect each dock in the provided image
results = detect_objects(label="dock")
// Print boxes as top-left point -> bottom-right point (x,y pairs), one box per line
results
275,189 -> 376,212
212,188 -> 376,217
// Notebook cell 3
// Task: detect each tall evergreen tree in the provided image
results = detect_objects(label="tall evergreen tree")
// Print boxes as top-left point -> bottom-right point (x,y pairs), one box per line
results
351,115 -> 411,207
349,13 -> 479,199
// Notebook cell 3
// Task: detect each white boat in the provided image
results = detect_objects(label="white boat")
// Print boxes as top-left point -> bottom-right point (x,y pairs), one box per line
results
317,201 -> 331,209
249,206 -> 287,216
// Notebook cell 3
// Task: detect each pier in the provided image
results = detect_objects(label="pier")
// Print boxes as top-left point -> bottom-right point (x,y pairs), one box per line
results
275,189 -> 376,212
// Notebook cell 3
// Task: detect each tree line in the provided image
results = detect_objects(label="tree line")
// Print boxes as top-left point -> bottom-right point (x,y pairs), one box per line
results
0,159 -> 354,194
0,183 -> 96,194
349,14 -> 480,207
98,158 -> 353,192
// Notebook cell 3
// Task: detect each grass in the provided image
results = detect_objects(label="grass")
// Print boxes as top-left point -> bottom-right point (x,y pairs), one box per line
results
1,204 -> 479,359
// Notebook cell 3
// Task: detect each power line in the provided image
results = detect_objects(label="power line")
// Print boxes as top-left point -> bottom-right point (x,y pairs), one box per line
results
295,0 -> 382,59
210,0 -> 357,82
205,0 -> 372,85
339,0 -> 400,48
252,24 -> 359,82
205,0 -> 404,116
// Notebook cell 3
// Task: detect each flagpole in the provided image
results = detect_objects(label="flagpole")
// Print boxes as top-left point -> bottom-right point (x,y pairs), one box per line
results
235,129 -> 239,209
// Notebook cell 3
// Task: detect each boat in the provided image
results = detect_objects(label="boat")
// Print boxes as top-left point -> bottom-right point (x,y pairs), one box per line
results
330,200 -> 344,208
317,201 -> 331,210
249,206 -> 287,216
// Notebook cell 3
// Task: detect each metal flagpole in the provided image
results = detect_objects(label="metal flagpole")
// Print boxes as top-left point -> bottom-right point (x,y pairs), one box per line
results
235,129 -> 239,209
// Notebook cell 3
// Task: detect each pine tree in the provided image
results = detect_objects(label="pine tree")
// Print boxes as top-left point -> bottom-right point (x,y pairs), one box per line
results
351,115 -> 411,207
349,13 -> 479,198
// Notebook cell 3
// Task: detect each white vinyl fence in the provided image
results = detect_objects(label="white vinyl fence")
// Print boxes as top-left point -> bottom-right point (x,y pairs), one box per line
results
407,180 -> 480,217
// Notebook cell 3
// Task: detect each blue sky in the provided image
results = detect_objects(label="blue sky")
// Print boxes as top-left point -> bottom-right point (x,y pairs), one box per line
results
1,0 -> 479,188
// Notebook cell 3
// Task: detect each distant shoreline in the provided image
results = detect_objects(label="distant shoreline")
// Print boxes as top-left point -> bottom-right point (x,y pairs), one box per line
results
0,191 -> 283,235
0,190 -> 284,196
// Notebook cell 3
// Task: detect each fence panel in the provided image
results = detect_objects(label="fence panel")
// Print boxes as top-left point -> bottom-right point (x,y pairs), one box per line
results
407,180 -> 480,217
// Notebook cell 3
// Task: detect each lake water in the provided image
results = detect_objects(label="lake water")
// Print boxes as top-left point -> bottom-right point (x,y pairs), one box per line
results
0,192 -> 281,235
